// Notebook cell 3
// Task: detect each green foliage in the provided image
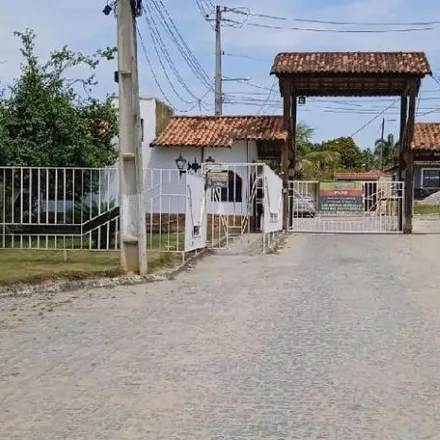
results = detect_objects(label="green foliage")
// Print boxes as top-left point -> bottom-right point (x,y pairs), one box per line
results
374,133 -> 399,170
323,137 -> 364,170
0,29 -> 118,168
362,148 -> 376,170
300,150 -> 341,181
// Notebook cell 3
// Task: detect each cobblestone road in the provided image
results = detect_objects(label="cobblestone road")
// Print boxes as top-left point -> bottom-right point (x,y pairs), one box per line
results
2,234 -> 440,439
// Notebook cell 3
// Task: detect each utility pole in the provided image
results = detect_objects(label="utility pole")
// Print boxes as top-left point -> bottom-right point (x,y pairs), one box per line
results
117,0 -> 147,275
380,117 -> 385,171
214,5 -> 223,116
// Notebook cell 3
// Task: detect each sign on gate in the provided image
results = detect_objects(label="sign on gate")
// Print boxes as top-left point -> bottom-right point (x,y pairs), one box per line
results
319,182 -> 363,212
207,171 -> 229,189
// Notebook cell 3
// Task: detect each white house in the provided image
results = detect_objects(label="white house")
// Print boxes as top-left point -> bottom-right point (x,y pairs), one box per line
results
149,114 -> 287,216
109,99 -> 287,218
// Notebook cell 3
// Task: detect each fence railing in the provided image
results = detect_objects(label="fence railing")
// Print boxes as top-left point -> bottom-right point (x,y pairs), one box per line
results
203,163 -> 265,249
0,167 -> 193,254
1,164 -> 285,254
288,180 -> 405,233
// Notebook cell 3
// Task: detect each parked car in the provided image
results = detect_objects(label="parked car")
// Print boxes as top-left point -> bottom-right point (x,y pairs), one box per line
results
290,194 -> 316,217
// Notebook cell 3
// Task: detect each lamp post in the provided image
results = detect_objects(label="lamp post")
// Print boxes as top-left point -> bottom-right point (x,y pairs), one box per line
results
175,154 -> 187,176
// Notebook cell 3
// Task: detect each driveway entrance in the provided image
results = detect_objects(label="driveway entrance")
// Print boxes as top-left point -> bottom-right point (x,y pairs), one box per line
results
2,234 -> 440,438
288,180 -> 405,233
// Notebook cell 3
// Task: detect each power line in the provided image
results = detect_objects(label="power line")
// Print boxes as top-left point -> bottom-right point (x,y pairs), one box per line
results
245,21 -> 433,33
137,28 -> 206,113
228,9 -> 440,27
350,99 -> 399,137
149,0 -> 213,89
142,4 -> 196,104
223,52 -> 271,63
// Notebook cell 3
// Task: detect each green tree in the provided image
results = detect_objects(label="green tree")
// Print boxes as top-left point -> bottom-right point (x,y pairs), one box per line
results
361,147 -> 376,170
374,133 -> 399,170
0,29 -> 118,168
300,150 -> 341,180
323,137 -> 364,170
0,29 -> 119,221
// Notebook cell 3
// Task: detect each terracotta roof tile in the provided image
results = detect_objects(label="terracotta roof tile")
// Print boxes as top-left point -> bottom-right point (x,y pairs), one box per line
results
271,52 -> 431,76
151,116 -> 287,148
335,170 -> 383,181
412,123 -> 440,150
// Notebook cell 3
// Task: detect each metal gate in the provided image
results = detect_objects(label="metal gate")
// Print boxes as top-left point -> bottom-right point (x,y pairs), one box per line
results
288,180 -> 405,233
204,163 -> 264,248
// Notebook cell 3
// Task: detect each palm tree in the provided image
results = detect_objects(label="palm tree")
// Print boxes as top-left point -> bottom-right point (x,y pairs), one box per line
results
374,133 -> 399,170
300,150 -> 341,180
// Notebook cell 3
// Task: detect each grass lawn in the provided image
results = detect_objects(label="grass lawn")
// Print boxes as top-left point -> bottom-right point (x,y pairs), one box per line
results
0,249 -> 180,287
414,203 -> 440,215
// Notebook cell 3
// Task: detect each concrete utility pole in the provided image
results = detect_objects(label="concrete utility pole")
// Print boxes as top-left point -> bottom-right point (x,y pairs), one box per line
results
214,5 -> 223,116
117,0 -> 147,275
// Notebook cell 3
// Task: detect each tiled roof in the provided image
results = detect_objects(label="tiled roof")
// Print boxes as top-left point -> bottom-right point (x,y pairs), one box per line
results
151,116 -> 287,148
271,52 -> 431,75
412,123 -> 440,150
335,170 -> 383,181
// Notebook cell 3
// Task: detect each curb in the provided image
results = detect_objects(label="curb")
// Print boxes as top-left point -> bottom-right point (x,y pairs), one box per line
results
0,247 -> 211,299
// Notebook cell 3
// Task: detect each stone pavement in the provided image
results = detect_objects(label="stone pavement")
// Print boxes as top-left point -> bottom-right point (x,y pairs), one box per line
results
1,234 -> 440,439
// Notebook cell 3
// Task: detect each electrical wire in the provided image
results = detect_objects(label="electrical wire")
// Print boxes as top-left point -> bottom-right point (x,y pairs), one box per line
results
228,9 -> 440,27
137,28 -> 207,113
144,3 -> 211,104
350,99 -> 399,137
149,0 -> 213,89
245,22 -> 433,33
257,80 -> 278,114
142,4 -> 195,104
223,52 -> 272,63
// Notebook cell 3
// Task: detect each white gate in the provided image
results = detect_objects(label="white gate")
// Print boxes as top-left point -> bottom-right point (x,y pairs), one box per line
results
262,165 -> 283,250
185,173 -> 206,252
204,163 -> 264,248
289,180 -> 405,233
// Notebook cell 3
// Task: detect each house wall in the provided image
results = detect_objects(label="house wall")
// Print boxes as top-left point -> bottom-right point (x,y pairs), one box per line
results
147,140 -> 259,215
148,140 -> 258,169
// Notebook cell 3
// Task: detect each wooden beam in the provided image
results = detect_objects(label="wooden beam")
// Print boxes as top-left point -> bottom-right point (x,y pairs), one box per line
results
398,95 -> 408,181
282,80 -> 292,230
403,86 -> 417,234
291,91 -> 298,177
398,95 -> 408,232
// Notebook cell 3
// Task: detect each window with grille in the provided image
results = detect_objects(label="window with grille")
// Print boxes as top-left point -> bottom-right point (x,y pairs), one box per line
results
421,168 -> 440,188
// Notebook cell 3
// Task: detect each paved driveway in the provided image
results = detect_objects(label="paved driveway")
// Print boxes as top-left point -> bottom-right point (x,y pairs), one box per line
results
2,234 -> 440,439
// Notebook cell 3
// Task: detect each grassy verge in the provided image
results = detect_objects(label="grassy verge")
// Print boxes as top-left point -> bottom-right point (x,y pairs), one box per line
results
0,249 -> 180,287
414,203 -> 440,215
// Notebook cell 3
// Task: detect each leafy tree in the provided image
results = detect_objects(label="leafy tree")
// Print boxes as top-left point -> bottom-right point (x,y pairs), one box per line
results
0,29 -> 118,168
323,137 -> 364,170
361,147 -> 376,170
300,150 -> 341,180
374,133 -> 399,170
0,29 -> 118,222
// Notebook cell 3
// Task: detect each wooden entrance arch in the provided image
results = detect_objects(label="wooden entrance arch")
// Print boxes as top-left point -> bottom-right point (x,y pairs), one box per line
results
271,51 -> 431,233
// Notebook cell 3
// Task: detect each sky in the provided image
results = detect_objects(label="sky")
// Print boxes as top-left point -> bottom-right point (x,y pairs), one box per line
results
1,0 -> 440,150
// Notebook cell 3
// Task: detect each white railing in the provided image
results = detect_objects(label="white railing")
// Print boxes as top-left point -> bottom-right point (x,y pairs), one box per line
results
0,164 -> 286,254
0,167 -> 207,256
203,163 -> 265,249
288,180 -> 405,233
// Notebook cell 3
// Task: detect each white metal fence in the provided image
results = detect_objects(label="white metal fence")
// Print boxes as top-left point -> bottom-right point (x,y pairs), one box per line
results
0,164 -> 284,255
288,180 -> 405,233
0,167 -> 207,256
